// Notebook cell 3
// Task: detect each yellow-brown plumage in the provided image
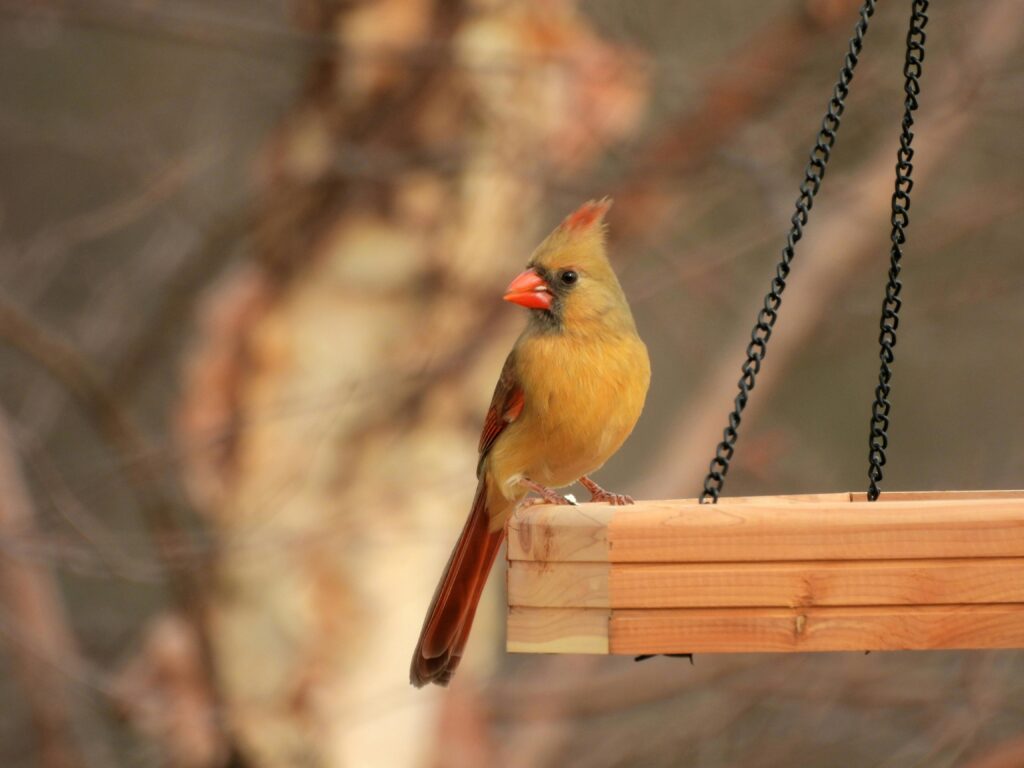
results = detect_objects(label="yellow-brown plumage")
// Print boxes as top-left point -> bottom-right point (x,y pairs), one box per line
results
410,199 -> 650,687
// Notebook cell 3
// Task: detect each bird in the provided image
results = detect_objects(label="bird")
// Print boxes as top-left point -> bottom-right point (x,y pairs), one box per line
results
410,198 -> 650,688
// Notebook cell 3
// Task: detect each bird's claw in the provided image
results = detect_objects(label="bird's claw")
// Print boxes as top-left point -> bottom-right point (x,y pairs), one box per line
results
579,476 -> 634,505
597,491 -> 634,506
520,479 -> 577,507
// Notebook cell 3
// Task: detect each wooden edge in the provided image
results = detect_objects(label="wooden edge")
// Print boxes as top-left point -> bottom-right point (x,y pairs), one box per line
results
507,504 -> 613,562
506,604 -> 1024,655
609,604 -> 1024,654
849,490 -> 1024,502
505,493 -> 854,562
506,607 -> 609,654
507,492 -> 1024,563
508,558 -> 1024,609
508,561 -> 611,608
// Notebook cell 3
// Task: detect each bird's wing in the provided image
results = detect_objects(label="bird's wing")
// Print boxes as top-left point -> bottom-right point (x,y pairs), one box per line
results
477,351 -> 524,467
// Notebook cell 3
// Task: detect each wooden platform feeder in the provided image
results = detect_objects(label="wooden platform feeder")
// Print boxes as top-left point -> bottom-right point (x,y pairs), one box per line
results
506,491 -> 1024,656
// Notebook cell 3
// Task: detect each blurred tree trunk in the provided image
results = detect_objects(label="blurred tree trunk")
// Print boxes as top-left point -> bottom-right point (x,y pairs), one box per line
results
174,1 -> 646,765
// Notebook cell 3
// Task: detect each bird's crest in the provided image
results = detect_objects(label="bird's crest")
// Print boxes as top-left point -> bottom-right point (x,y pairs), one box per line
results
561,198 -> 612,232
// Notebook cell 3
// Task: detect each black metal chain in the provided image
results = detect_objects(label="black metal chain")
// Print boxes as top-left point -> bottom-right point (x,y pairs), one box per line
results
700,0 -> 877,503
866,0 -> 929,500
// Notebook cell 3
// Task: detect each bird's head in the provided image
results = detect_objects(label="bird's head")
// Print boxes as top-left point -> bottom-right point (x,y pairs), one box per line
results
503,198 -> 633,332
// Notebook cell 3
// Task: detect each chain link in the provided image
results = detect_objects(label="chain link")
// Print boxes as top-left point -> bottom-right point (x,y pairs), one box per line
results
700,0 -> 877,503
866,0 -> 929,500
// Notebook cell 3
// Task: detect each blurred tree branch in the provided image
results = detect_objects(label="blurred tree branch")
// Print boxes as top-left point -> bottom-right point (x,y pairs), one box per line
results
111,210 -> 251,397
637,0 -> 1024,499
0,298 -> 192,578
610,0 -> 866,243
968,736 -> 1024,768
0,296 -> 239,765
0,406 -> 87,768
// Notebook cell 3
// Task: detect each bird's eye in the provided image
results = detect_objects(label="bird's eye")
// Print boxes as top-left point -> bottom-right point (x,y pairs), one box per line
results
559,270 -> 578,286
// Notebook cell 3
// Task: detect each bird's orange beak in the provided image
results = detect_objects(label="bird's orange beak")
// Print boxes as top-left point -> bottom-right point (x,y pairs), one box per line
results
503,269 -> 552,310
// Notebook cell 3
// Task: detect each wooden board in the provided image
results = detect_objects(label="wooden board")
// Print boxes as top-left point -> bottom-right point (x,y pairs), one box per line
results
508,557 -> 1024,609
507,493 -> 1024,563
610,604 -> 1024,654
505,490 -> 1024,655
508,605 -> 1024,655
507,607 -> 609,654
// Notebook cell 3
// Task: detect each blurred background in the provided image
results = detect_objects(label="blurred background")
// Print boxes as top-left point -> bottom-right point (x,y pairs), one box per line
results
1,0 -> 1023,766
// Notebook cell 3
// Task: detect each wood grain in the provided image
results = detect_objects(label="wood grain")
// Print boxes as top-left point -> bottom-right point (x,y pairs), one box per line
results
609,604 -> 1024,654
508,561 -> 610,608
505,492 -> 1024,655
507,504 -> 613,563
507,493 -> 1024,563
507,558 -> 1024,609
505,494 -> 853,562
506,607 -> 609,654
507,604 -> 1024,655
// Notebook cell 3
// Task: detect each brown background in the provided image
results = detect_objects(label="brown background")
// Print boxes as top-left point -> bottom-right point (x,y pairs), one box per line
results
1,1 -> 1023,766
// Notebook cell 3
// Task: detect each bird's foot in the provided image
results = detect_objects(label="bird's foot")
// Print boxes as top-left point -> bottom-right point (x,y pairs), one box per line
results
580,476 -> 634,505
520,478 -> 577,507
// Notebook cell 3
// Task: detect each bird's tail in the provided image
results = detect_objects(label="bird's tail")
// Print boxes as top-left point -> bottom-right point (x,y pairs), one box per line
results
410,477 -> 505,687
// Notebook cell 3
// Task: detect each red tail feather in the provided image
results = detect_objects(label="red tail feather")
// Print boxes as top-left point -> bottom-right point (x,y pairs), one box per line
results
410,478 -> 505,687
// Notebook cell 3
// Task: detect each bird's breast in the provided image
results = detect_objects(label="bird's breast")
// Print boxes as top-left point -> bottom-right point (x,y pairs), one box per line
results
488,330 -> 650,495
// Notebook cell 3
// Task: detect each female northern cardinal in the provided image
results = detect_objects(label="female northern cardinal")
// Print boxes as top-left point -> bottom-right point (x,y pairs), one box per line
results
410,199 -> 650,687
